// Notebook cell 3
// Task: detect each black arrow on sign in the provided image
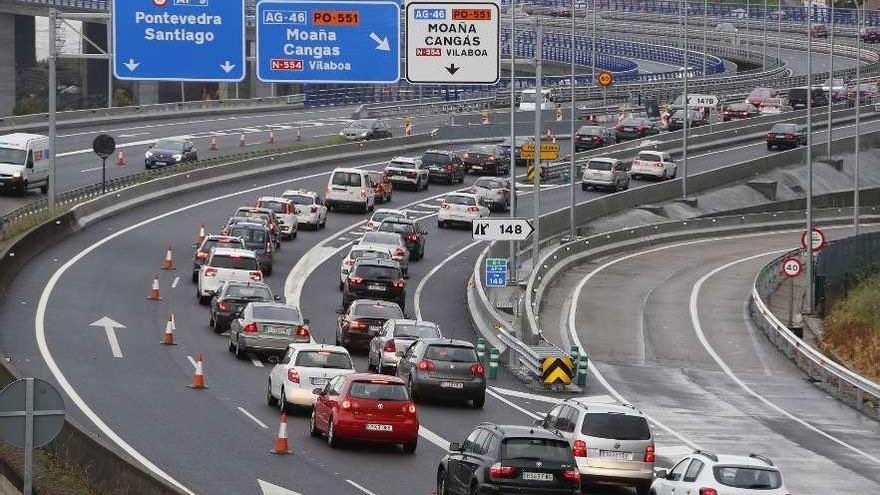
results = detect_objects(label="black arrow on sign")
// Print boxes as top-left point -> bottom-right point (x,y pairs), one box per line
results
445,64 -> 460,75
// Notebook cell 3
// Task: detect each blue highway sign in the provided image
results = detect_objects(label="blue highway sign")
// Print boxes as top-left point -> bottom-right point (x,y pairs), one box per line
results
485,258 -> 508,288
256,0 -> 401,84
113,0 -> 245,82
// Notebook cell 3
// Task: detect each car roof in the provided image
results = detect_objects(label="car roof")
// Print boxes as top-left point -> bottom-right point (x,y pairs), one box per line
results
344,373 -> 405,384
362,231 -> 402,241
424,149 -> 454,155
204,234 -> 243,242
564,399 -> 647,417
389,319 -> 439,327
222,280 -> 270,289
258,196 -> 291,203
693,452 -> 779,469
282,189 -> 317,197
373,208 -> 407,216
379,217 -> 415,225
417,337 -> 474,347
228,221 -> 269,231
211,247 -> 256,257
333,167 -> 367,174
351,298 -> 401,309
478,423 -> 566,440
390,156 -> 418,163
237,206 -> 273,213
287,343 -> 349,354
353,258 -> 400,269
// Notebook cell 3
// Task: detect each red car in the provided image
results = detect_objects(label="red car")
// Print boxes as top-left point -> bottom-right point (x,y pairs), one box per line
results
746,87 -> 776,106
811,24 -> 829,38
368,170 -> 393,203
309,373 -> 419,452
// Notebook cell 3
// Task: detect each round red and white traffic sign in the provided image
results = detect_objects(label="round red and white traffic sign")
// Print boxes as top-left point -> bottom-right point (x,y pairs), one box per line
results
782,257 -> 803,278
152,0 -> 168,7
800,228 -> 827,253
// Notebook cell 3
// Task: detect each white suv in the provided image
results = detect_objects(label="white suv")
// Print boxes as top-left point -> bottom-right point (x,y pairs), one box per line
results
437,192 -> 489,229
282,189 -> 327,230
325,168 -> 375,213
651,451 -> 790,495
630,151 -> 677,181
197,248 -> 263,304
385,156 -> 429,191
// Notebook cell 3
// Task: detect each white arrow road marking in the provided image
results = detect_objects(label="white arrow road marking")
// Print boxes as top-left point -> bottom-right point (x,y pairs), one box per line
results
220,61 -> 236,73
257,479 -> 303,495
89,316 -> 126,358
346,480 -> 378,495
124,59 -> 140,72
369,32 -> 390,51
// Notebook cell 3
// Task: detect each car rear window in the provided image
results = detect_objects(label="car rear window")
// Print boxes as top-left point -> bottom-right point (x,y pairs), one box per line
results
259,201 -> 286,213
201,238 -> 244,253
425,345 -> 478,362
587,160 -> 614,171
467,145 -> 495,155
577,126 -> 603,135
475,179 -> 505,189
502,438 -> 573,463
362,232 -> 400,245
422,153 -> 453,165
252,305 -> 301,322
229,227 -> 267,245
393,324 -> 441,339
379,222 -> 415,235
353,265 -> 400,280
347,120 -> 373,129
620,119 -> 645,127
770,124 -> 798,133
581,413 -> 651,440
237,209 -> 270,220
211,255 -> 258,270
285,194 -> 313,205
713,466 -> 782,490
354,302 -> 404,319
789,89 -> 807,98
332,172 -> 363,187
226,285 -> 272,300
389,160 -> 416,169
348,381 -> 410,401
445,195 -> 477,206
637,152 -> 662,161
295,351 -> 352,369
371,212 -> 406,223
350,249 -> 390,261
750,88 -> 772,97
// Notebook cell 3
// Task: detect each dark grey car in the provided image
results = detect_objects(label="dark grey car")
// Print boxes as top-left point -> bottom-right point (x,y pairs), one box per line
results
228,303 -> 310,359
145,139 -> 197,169
208,281 -> 278,332
367,320 -> 442,374
226,222 -> 274,276
396,338 -> 486,408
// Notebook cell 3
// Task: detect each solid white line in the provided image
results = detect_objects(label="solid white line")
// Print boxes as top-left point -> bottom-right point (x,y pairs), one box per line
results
118,132 -> 151,138
405,209 -> 434,215
187,356 -> 197,369
345,480 -> 379,495
171,277 -> 180,289
237,407 -> 269,429
489,386 -> 561,404
485,389 -> 543,420
413,241 -> 482,320
79,166 -> 104,173
251,358 -> 264,368
418,425 -> 451,450
690,251 -> 880,465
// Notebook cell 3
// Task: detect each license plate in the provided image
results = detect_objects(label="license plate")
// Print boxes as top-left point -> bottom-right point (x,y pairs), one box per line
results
522,472 -> 554,481
154,162 -> 166,166
599,450 -> 632,460
368,284 -> 386,291
623,127 -> 634,131
369,325 -> 381,332
471,165 -> 482,170
441,381 -> 464,389
264,326 -> 290,336
311,378 -> 329,386
365,423 -> 393,432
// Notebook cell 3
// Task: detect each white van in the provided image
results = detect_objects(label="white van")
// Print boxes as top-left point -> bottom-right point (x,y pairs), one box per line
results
325,167 -> 375,213
0,133 -> 51,194
519,89 -> 554,111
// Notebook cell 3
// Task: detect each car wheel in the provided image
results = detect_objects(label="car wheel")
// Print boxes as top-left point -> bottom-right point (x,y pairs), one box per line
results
339,281 -> 344,291
661,170 -> 668,180
671,167 -> 677,179
469,481 -> 479,495
234,338 -> 244,359
40,183 -> 48,194
267,379 -> 278,407
767,143 -> 774,150
198,293 -> 210,306
402,438 -> 417,453
408,376 -> 419,402
292,231 -> 297,240
279,387 -> 289,414
472,393 -> 485,409
624,179 -> 630,190
437,469 -> 449,495
423,179 -> 429,190
327,417 -> 341,448
635,482 -> 652,495
210,314 -> 222,333
191,271 -> 198,284
264,266 -> 273,277
632,173 -> 639,180
309,410 -> 321,438
228,338 -> 234,352
581,183 -> 588,191
446,174 -> 453,185
438,220 -> 445,229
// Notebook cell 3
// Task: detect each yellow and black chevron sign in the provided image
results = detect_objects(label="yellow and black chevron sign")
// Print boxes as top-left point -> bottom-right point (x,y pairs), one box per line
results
527,165 -> 544,184
542,357 -> 573,385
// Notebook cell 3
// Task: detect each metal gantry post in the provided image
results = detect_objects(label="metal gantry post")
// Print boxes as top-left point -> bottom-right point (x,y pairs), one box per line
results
762,0 -> 768,70
703,0 -> 707,77
827,1 -> 835,160
806,3 -> 815,312
855,1 -> 863,235
682,0 -> 689,199
532,22 -> 543,273
509,0 -> 518,283
745,0 -> 750,53
48,9 -> 58,213
569,0 -> 576,240
107,9 -> 113,108
777,3 -> 781,61
591,0 -> 597,83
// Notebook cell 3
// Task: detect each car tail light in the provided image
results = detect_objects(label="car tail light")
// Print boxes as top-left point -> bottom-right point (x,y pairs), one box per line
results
287,369 -> 300,383
440,203 -> 450,209
786,134 -> 795,140
266,241 -> 273,253
196,252 -> 208,260
392,279 -> 405,289
699,489 -> 718,495
467,206 -> 479,212
614,125 -> 623,131
489,463 -> 517,479
250,272 -> 263,281
343,259 -> 354,268
404,403 -> 416,414
407,234 -> 419,242
349,320 -> 367,331
394,248 -> 405,257
218,302 -> 230,312
562,467 -> 580,484
296,325 -> 310,339
325,186 -> 332,195
635,126 -> 646,132
767,133 -> 775,139
572,439 -> 587,457
654,162 -> 663,168
417,359 -> 436,372
243,322 -> 258,334
644,444 -> 655,463
310,205 -> 318,213
360,189 -> 367,199
463,153 -> 470,159
487,155 -> 496,161
342,400 -> 351,410
593,136 -> 603,143
204,267 -> 217,277
447,164 -> 455,172
286,204 -> 294,214
470,363 -> 485,376
740,111 -> 748,116
349,276 -> 364,285
384,339 -> 396,352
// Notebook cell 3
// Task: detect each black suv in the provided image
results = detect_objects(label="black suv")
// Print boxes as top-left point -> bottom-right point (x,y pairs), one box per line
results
376,217 -> 427,261
342,259 -> 406,311
574,125 -> 617,151
788,87 -> 828,110
422,150 -> 466,184
437,423 -> 580,495
208,281 -> 278,332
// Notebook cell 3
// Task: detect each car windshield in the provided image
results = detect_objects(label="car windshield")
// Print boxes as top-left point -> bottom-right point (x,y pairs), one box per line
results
581,413 -> 652,440
362,232 -> 401,245
0,148 -> 26,165
200,238 -> 244,253
371,211 -> 406,223
422,153 -> 452,165
389,160 -> 416,169
348,381 -> 410,401
393,324 -> 441,339
713,466 -> 782,490
211,254 -> 258,270
467,145 -> 495,155
353,302 -> 404,319
294,351 -> 352,369
229,228 -> 267,245
350,249 -> 390,260
475,179 -> 505,189
577,126 -> 603,136
332,172 -> 363,187
501,438 -> 573,463
346,120 -> 374,130
252,305 -> 301,322
378,222 -> 415,235
425,345 -> 478,362
285,194 -> 314,205
259,201 -> 286,213
225,285 -> 272,300
354,265 -> 400,280
770,124 -> 798,133
444,195 -> 477,206
588,160 -> 614,171
154,140 -> 185,151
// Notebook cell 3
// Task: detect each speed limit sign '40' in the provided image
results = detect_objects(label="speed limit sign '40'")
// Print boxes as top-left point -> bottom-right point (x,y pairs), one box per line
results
782,258 -> 803,278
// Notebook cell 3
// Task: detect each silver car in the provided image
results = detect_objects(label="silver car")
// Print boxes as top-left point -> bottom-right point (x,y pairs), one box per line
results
339,246 -> 393,290
581,157 -> 630,192
355,231 -> 410,277
367,319 -> 442,374
228,302 -> 311,359
469,177 -> 511,212
539,399 -> 654,495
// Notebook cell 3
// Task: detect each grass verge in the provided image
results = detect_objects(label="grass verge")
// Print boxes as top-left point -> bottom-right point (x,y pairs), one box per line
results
822,272 -> 880,383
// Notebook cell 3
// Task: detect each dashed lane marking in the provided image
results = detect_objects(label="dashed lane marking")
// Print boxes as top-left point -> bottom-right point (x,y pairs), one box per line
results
237,407 -> 269,429
171,277 -> 180,289
345,480 -> 378,495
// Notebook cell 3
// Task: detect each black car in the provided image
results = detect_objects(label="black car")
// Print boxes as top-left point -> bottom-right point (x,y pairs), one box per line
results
396,338 -> 486,408
376,217 -> 427,261
788,87 -> 828,110
461,144 -> 510,176
614,118 -> 660,141
342,259 -> 406,311
861,26 -> 880,43
722,103 -> 760,121
437,423 -> 580,495
574,125 -> 617,151
499,137 -> 535,167
422,150 -> 466,184
145,139 -> 197,169
335,299 -> 405,350
191,234 -> 246,283
226,222 -> 275,276
666,109 -> 708,131
208,281 -> 278,332
340,119 -> 392,141
767,123 -> 808,150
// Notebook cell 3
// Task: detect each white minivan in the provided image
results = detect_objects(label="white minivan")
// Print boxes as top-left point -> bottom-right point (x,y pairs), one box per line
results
325,168 -> 375,213
0,133 -> 50,195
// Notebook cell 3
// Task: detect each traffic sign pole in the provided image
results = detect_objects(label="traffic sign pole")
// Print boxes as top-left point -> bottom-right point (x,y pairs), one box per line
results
806,7 -> 815,313
532,21 -> 542,274
509,0 -> 518,285
569,0 -> 576,242
682,1 -> 689,200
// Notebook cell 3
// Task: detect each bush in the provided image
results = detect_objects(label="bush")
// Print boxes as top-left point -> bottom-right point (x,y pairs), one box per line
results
13,96 -> 45,115
113,89 -> 133,107
823,273 -> 880,382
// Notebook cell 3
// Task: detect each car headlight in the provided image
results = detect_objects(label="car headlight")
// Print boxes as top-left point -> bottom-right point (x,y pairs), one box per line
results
145,151 -> 153,158
173,154 -> 183,161
339,131 -> 345,136
12,171 -> 21,178
361,132 -> 368,137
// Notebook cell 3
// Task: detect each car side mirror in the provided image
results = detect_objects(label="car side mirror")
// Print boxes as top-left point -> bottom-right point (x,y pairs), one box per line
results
274,295 -> 282,302
448,442 -> 462,452
655,469 -> 668,480
312,388 -> 324,396
335,306 -> 345,315
205,290 -> 216,297
304,318 -> 310,325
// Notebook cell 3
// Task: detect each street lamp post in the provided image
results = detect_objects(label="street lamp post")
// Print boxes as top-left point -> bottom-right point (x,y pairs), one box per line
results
569,0 -> 577,240
855,0 -> 863,235
806,2 -> 815,312
509,0 -> 518,282
826,0 -> 835,160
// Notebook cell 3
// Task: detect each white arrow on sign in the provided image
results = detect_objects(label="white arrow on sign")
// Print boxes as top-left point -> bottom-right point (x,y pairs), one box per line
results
90,316 -> 126,358
258,479 -> 303,495
123,59 -> 140,72
369,32 -> 391,52
472,218 -> 535,242
220,61 -> 236,74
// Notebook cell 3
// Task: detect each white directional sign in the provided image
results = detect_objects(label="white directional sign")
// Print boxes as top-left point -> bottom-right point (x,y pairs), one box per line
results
472,218 -> 534,241
687,94 -> 719,107
405,0 -> 501,84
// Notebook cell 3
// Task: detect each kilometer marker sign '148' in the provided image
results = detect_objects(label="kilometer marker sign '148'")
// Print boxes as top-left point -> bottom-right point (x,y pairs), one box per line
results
472,219 -> 535,242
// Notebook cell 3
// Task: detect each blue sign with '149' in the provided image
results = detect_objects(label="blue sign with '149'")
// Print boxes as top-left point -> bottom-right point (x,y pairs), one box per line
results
485,258 -> 508,288
256,0 -> 401,84
112,0 -> 245,82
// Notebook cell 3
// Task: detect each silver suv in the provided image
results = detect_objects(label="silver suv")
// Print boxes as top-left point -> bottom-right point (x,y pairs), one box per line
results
581,157 -> 631,192
539,399 -> 654,495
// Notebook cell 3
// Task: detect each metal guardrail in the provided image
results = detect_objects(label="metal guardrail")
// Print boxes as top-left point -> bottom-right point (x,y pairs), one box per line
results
752,247 -> 880,419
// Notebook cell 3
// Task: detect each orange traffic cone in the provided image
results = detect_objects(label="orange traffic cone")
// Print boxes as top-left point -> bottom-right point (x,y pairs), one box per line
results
161,244 -> 175,270
196,224 -> 206,244
160,312 -> 177,345
209,137 -> 218,151
239,134 -> 246,147
116,150 -> 126,166
188,353 -> 207,389
268,131 -> 276,145
270,412 -> 293,454
147,274 -> 161,301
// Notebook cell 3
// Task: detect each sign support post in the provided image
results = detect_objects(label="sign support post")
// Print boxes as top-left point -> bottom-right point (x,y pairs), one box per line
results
806,4 -> 815,312
532,21 -> 543,273
788,277 -> 795,327
48,9 -> 57,213
510,0 -> 518,285
682,0 -> 689,199
569,0 -> 576,241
